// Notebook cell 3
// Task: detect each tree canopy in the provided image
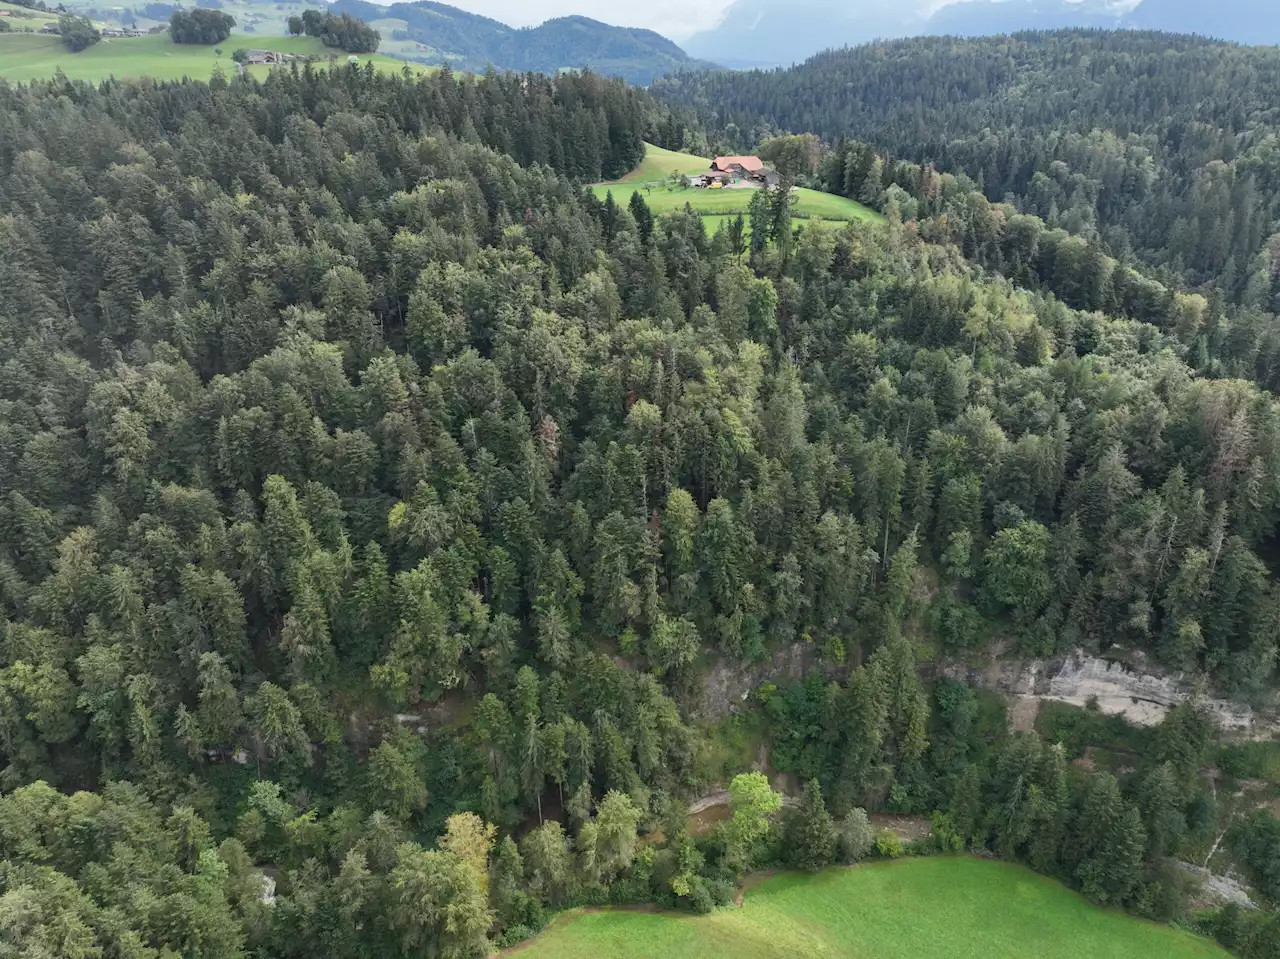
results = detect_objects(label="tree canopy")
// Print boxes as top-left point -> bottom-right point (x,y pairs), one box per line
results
168,7 -> 235,44
1,36 -> 1280,958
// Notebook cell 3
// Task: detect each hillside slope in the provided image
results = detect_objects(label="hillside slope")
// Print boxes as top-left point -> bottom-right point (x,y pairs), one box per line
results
655,30 -> 1280,305
333,0 -> 714,83
684,0 -> 1280,67
0,31 -> 422,83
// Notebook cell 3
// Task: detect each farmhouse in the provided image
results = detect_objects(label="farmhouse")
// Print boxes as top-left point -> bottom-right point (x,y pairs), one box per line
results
712,155 -> 764,175
244,49 -> 299,65
690,156 -> 781,189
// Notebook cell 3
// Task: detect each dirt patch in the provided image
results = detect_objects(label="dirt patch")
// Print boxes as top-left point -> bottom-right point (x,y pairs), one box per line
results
733,869 -> 780,906
1072,747 -> 1098,773
771,770 -> 800,800
679,783 -> 800,842
1009,695 -> 1041,733
688,790 -> 732,816
689,801 -> 734,838
869,814 -> 931,843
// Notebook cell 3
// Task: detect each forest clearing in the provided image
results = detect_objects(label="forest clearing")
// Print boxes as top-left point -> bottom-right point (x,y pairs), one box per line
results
512,858 -> 1230,959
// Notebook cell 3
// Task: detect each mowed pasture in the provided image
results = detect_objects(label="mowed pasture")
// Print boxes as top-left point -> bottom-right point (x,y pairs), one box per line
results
593,143 -> 881,228
511,858 -> 1229,959
608,142 -> 716,183
0,32 -> 425,84
592,181 -> 880,222
0,0 -> 60,29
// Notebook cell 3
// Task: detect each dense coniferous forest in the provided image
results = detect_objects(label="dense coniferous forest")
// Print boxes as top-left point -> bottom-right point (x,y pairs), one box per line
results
655,31 -> 1280,307
2,51 -> 1280,958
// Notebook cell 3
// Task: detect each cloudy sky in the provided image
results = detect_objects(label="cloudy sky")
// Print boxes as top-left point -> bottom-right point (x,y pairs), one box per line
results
447,0 -> 946,40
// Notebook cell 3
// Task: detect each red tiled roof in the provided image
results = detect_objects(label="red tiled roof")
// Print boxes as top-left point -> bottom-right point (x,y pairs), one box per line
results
712,155 -> 764,173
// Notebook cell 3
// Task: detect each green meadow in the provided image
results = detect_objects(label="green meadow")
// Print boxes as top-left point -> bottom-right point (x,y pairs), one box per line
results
0,32 -> 425,84
0,0 -> 59,29
594,143 -> 881,227
513,858 -> 1229,959
609,142 -> 717,183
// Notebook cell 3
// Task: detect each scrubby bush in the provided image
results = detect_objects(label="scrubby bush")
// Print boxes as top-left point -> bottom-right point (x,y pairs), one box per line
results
838,808 -> 876,863
875,829 -> 903,859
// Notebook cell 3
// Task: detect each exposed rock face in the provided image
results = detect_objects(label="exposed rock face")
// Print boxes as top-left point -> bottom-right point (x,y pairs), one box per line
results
1178,862 -> 1257,910
696,640 -> 826,720
701,643 -> 1271,736
943,649 -> 1262,734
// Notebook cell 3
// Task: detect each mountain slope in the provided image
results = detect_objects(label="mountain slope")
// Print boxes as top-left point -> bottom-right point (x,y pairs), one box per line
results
655,29 -> 1280,304
682,0 -> 917,67
1126,0 -> 1276,43
333,0 -> 713,83
686,0 -> 1280,68
924,0 -> 1124,37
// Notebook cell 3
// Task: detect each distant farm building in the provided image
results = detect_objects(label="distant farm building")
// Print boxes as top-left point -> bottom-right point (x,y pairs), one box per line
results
690,156 -> 780,189
244,49 -> 300,65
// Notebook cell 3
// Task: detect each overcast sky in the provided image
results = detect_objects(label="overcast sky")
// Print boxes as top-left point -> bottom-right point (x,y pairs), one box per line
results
449,0 -> 946,40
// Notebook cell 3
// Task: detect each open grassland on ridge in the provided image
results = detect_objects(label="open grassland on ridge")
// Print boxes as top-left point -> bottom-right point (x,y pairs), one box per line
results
593,143 -> 882,227
512,858 -> 1229,959
0,0 -> 59,28
607,142 -> 716,183
0,32 -> 426,84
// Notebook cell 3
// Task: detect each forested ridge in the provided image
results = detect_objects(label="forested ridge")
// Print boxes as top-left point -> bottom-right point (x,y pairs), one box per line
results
1,53 -> 1280,958
655,30 -> 1280,310
330,0 -> 714,85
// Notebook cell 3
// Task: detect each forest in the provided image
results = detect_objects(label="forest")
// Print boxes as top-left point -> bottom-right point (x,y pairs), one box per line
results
168,8 -> 237,45
289,9 -> 381,54
2,42 -> 1280,958
654,31 -> 1280,310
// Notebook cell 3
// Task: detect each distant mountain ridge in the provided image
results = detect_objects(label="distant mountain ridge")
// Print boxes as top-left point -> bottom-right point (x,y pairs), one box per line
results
925,0 -> 1124,38
684,0 -> 1280,67
331,0 -> 714,84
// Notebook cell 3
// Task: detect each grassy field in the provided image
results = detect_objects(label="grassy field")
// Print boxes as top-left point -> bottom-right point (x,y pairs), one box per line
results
0,32 -> 426,84
593,143 -> 881,228
593,182 -> 881,229
0,0 -> 60,29
52,0 -> 313,36
513,858 -> 1228,959
607,143 -> 716,184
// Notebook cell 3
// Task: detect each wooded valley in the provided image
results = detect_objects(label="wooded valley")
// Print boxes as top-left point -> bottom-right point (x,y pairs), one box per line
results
2,31 -> 1280,959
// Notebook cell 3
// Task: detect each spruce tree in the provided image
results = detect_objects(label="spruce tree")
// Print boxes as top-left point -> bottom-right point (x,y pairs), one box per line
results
788,779 -> 837,871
